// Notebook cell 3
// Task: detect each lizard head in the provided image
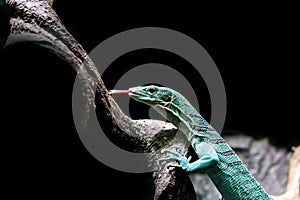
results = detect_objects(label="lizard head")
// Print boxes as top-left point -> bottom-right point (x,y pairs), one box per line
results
128,85 -> 177,107
109,85 -> 197,118
110,85 -> 206,135
110,85 -> 187,121
109,85 -> 181,107
127,85 -> 182,122
127,85 -> 191,123
109,85 -> 180,119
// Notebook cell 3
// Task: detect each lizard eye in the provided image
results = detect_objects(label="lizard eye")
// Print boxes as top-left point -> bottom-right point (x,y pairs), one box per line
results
148,87 -> 157,94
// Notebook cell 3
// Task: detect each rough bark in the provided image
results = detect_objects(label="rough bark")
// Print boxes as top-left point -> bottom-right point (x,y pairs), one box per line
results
271,145 -> 300,200
3,0 -> 193,199
3,1 -> 299,199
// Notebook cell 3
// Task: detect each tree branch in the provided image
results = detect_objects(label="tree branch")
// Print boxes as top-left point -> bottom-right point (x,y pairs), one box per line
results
4,0 -> 193,199
271,145 -> 300,200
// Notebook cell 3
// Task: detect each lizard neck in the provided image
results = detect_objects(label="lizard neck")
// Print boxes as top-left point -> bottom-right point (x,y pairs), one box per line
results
155,97 -> 217,141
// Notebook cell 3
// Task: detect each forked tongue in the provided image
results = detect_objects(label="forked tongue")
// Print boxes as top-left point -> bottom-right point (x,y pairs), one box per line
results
109,89 -> 130,94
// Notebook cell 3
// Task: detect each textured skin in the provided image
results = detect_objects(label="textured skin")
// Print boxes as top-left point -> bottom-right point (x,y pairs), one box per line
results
127,86 -> 272,200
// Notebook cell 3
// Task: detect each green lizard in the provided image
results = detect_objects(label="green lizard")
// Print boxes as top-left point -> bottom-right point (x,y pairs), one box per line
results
110,86 -> 272,200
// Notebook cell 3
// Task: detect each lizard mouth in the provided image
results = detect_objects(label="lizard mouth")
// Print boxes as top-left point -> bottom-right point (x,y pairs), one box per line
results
109,87 -> 162,104
108,88 -> 148,99
108,87 -> 141,96
128,87 -> 147,98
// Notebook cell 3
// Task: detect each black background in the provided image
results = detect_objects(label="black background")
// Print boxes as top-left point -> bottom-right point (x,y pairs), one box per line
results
1,1 -> 299,199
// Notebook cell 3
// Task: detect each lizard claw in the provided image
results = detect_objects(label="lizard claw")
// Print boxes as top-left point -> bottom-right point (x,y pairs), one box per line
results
159,147 -> 192,171
161,149 -> 182,157
166,163 -> 182,169
161,145 -> 185,156
159,156 -> 179,162
174,145 -> 185,155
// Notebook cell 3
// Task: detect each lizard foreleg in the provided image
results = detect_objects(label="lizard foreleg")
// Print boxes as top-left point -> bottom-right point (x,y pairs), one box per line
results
160,142 -> 219,172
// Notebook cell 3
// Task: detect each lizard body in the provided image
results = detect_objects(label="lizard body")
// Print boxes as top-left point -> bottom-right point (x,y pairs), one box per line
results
110,86 -> 272,200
